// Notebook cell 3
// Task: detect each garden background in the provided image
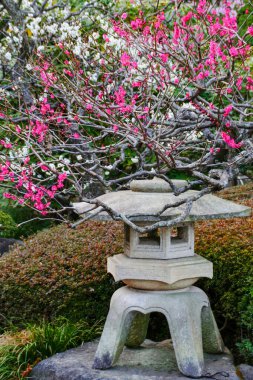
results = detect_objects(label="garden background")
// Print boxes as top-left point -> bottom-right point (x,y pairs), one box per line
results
0,0 -> 252,379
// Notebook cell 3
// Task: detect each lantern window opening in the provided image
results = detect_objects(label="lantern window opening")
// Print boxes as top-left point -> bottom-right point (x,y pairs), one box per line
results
138,228 -> 161,247
171,226 -> 189,245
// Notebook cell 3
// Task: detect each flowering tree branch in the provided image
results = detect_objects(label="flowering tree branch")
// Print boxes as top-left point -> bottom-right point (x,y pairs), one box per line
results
0,0 -> 252,230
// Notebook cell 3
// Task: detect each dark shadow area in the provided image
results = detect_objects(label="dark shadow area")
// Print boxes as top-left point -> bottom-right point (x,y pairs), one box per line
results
146,312 -> 171,342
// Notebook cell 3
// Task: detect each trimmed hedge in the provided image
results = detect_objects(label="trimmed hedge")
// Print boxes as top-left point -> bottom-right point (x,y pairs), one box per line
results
0,211 -> 17,238
196,183 -> 253,360
0,221 -> 124,330
196,184 -> 253,322
0,183 -> 252,362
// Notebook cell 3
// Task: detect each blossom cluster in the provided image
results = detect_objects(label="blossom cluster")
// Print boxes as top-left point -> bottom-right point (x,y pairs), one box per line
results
0,0 -> 112,67
0,0 -> 252,217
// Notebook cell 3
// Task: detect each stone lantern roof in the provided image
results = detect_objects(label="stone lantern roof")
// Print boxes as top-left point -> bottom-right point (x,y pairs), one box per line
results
74,178 -> 251,222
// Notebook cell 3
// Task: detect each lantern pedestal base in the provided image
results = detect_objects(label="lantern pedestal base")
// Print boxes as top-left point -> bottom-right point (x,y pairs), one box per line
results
93,286 -> 224,378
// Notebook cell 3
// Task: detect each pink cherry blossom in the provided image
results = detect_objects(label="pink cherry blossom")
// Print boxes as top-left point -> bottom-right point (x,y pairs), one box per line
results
154,12 -> 165,29
3,193 -> 17,201
160,53 -> 168,63
63,69 -> 74,77
247,26 -> 253,36
181,11 -> 193,26
39,164 -> 49,171
31,120 -> 48,142
0,140 -> 12,149
130,18 -> 143,30
103,34 -> 110,42
223,104 -> 233,117
221,132 -> 242,149
86,104 -> 93,111
246,77 -> 253,91
120,52 -> 131,67
114,86 -> 126,106
132,81 -> 142,88
229,47 -> 238,57
197,0 -> 207,15
172,23 -> 181,44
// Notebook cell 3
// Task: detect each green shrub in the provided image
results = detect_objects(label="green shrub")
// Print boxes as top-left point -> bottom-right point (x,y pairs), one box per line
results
0,221 -> 123,330
1,205 -> 55,239
238,282 -> 253,331
196,183 -> 253,362
0,318 -> 102,380
236,285 -> 253,364
0,211 -> 17,238
237,339 -> 253,365
237,2 -> 253,44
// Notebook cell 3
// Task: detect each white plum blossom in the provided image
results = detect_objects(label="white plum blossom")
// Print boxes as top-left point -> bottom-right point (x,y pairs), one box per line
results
63,158 -> 71,165
49,163 -> 56,170
4,52 -> 12,61
0,0 -> 114,68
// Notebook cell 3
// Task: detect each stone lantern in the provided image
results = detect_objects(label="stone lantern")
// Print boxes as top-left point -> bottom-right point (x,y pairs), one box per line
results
74,178 -> 250,378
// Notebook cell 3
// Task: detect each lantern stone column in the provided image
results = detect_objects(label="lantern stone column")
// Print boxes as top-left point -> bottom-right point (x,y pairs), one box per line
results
73,178 -> 251,378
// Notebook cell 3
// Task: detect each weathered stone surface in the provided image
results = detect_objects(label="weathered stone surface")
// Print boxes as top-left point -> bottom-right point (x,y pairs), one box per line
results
237,364 -> 253,380
124,222 -> 195,260
31,339 -> 240,380
125,312 -> 149,348
107,254 -> 213,289
201,306 -> 225,354
93,286 -> 223,378
130,178 -> 188,193
73,188 -> 251,222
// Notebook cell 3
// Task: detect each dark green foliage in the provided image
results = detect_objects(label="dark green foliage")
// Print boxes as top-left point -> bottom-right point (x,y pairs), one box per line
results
0,211 -> 17,238
237,2 -> 253,44
236,285 -> 253,364
0,221 -> 123,331
1,206 -> 55,239
196,183 -> 253,362
237,339 -> 253,365
240,287 -> 253,331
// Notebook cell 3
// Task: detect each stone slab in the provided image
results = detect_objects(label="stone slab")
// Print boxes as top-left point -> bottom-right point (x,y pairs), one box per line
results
130,178 -> 188,193
107,254 -> 213,287
73,189 -> 251,222
31,339 -> 240,380
237,364 -> 253,380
